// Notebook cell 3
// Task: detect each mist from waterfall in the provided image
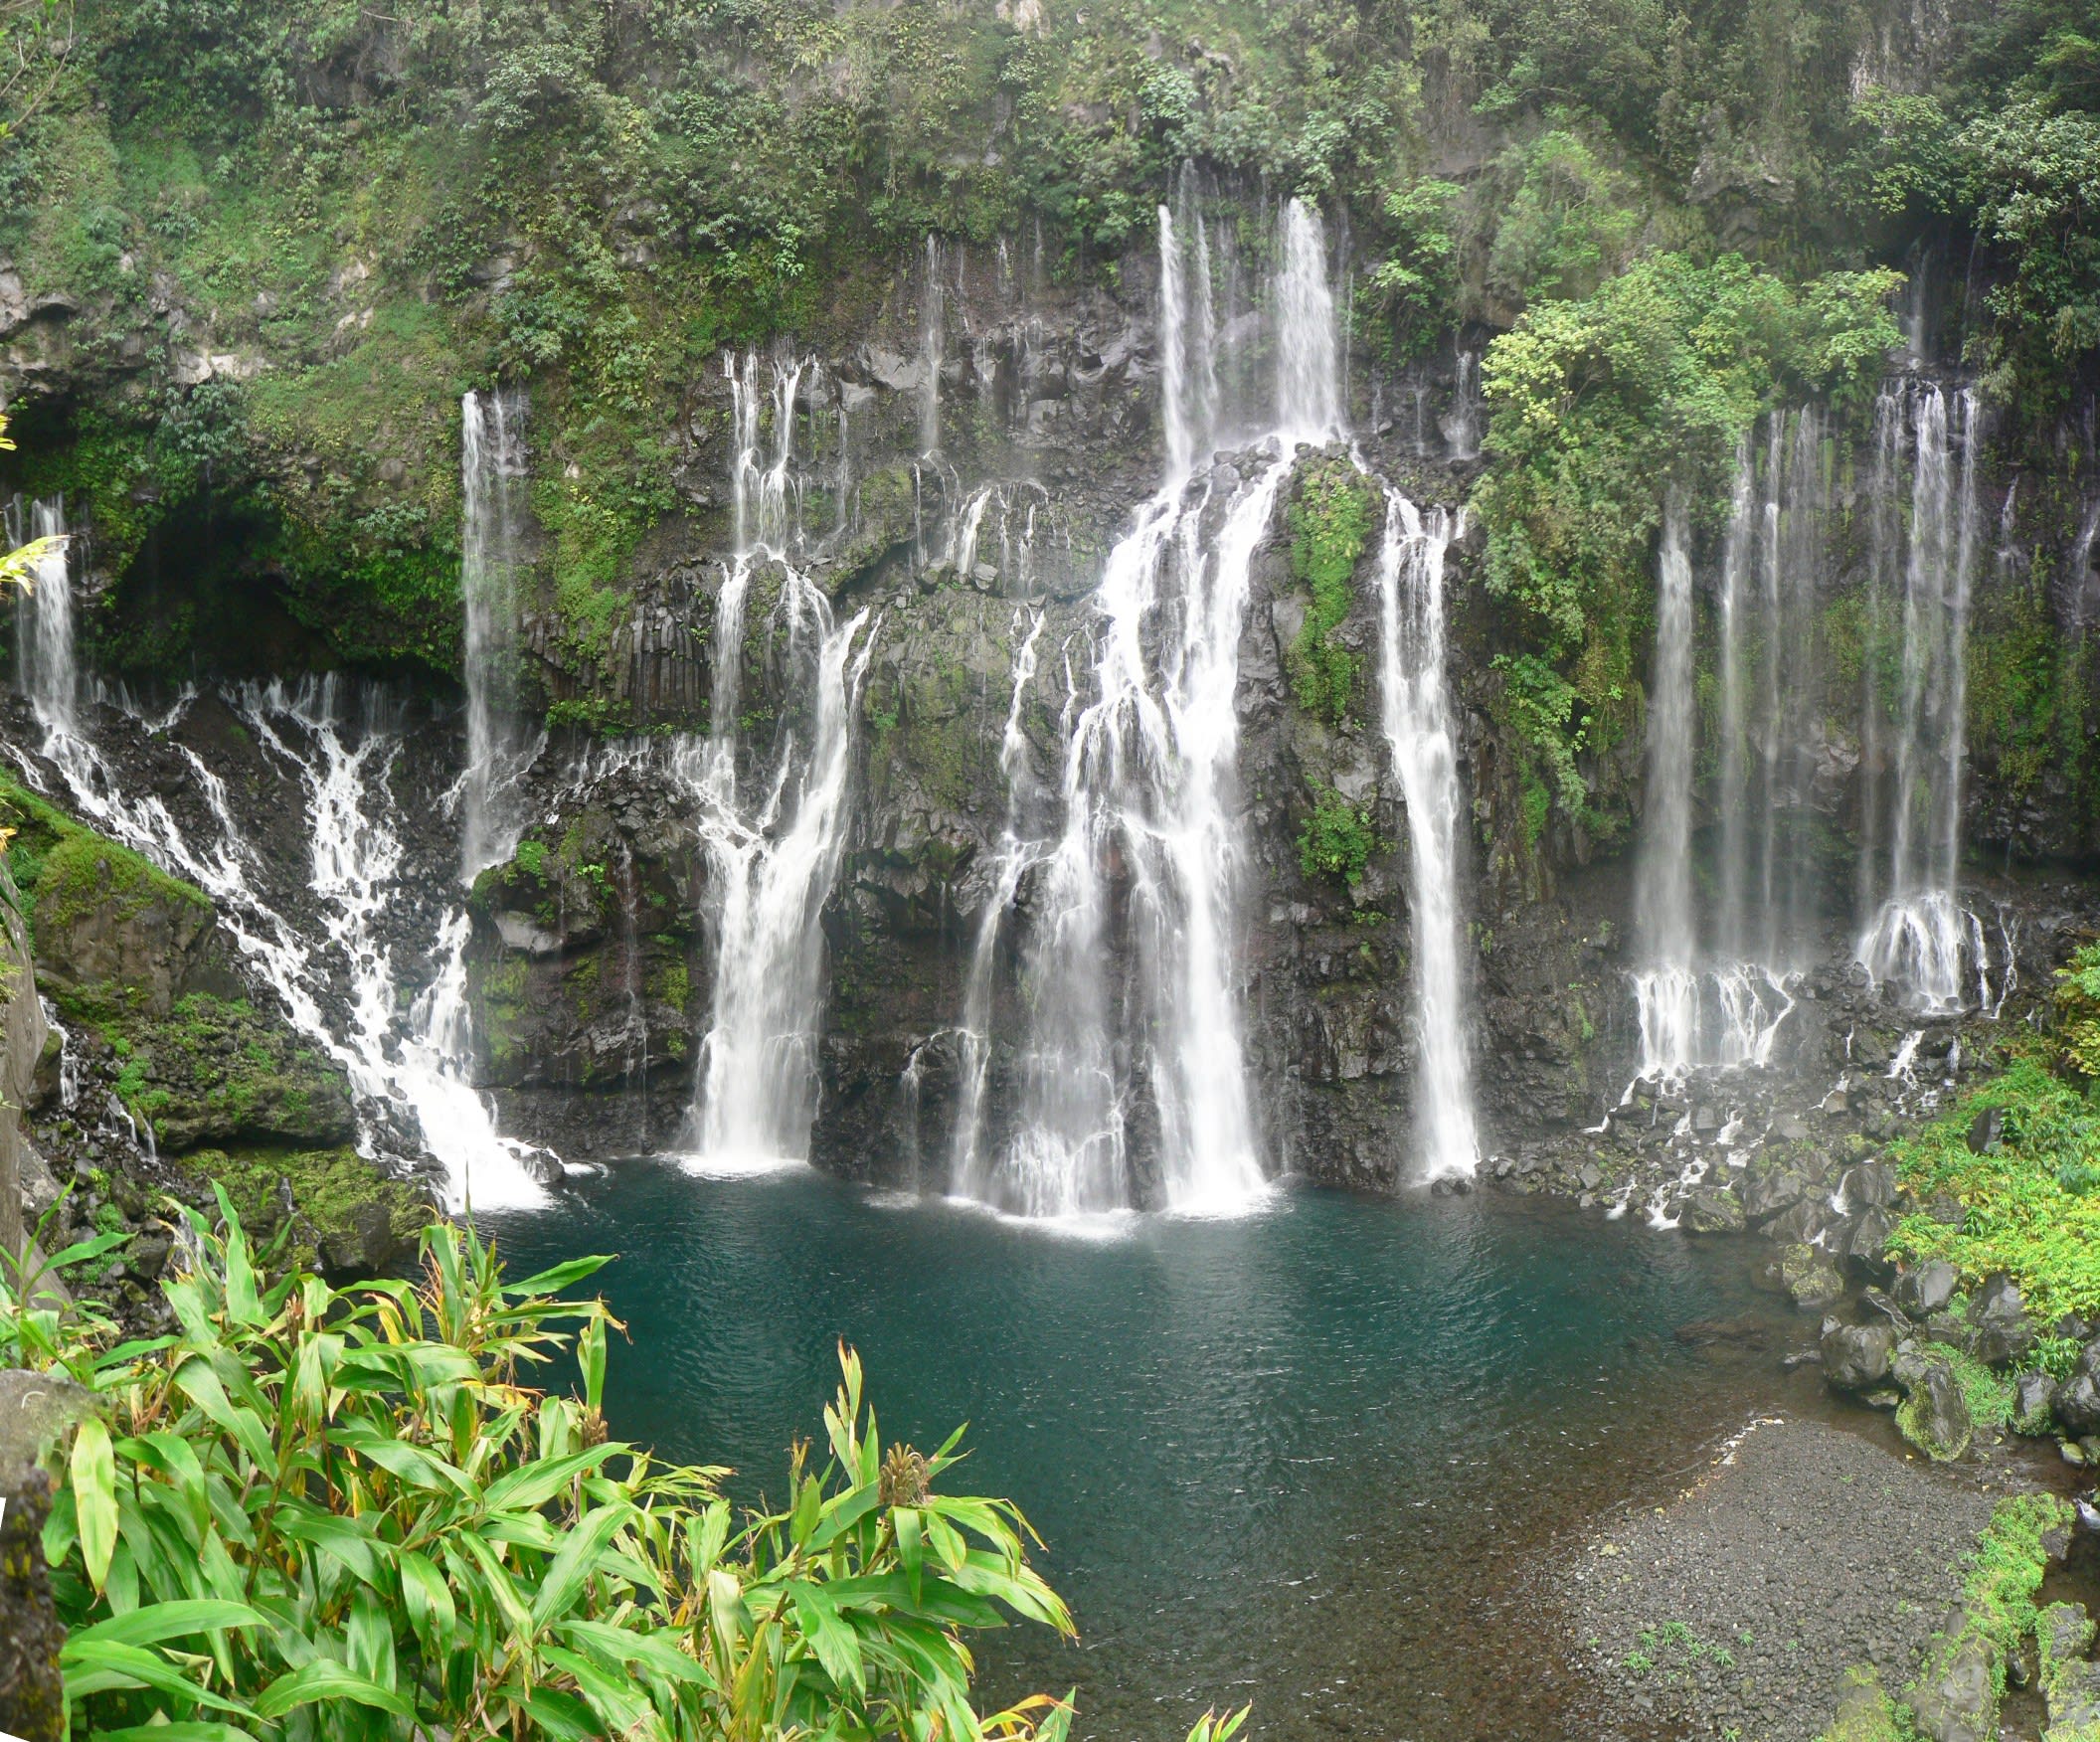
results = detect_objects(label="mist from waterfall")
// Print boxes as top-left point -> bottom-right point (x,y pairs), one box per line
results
682,351 -> 877,1167
458,388 -> 536,878
1375,493 -> 1478,1178
1857,382 -> 1983,1010
953,194 -> 1339,1217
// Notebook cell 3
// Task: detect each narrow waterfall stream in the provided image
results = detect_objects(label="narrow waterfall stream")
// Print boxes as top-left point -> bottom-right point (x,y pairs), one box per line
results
458,387 -> 536,879
1375,493 -> 1479,1179
1631,496 -> 1700,1077
682,352 -> 877,1166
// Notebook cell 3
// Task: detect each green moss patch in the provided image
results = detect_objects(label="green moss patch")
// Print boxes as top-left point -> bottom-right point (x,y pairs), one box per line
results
1887,1055 -> 2100,1321
1285,460 -> 1374,725
176,1145 -> 434,1279
0,777 -> 212,938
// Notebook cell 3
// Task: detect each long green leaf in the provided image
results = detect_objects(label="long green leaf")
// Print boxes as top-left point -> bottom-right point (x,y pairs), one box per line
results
529,1500 -> 632,1633
255,1659 -> 414,1719
71,1413 -> 117,1590
89,1725 -> 262,1742
64,1599 -> 267,1652
502,1254 -> 613,1297
61,1640 -> 261,1717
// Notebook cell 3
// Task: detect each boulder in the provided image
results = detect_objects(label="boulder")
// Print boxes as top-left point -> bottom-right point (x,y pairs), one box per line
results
1893,1259 -> 1960,1317
1896,1357 -> 1974,1462
2057,1349 -> 2100,1438
1859,1289 -> 1912,1329
1966,1274 -> 2036,1366
1838,1160 -> 1896,1209
1679,1182 -> 1745,1233
1782,1244 -> 1846,1310
1907,1622 -> 1996,1742
1967,1107 -> 2006,1154
2014,1369 -> 2059,1432
1742,1153 -> 1811,1222
2038,1602 -> 2100,1738
1823,1320 -> 1898,1389
1848,1205 -> 1897,1266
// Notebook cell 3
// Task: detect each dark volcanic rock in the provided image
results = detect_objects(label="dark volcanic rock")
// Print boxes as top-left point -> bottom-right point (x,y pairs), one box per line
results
1894,1259 -> 1960,1318
1965,1273 -> 2035,1366
1896,1357 -> 1974,1462
1822,1320 -> 1897,1389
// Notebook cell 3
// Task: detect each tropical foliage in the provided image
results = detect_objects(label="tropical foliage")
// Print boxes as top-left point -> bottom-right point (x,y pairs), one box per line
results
5,1198 -> 1091,1742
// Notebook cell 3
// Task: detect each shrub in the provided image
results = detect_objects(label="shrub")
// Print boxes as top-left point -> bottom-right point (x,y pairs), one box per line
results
6,1199 -> 1084,1742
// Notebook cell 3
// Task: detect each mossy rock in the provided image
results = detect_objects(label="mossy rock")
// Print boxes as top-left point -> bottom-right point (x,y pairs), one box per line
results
116,993 -> 356,1150
1,779 -> 230,1020
1816,1665 -> 1907,1742
179,1145 -> 435,1282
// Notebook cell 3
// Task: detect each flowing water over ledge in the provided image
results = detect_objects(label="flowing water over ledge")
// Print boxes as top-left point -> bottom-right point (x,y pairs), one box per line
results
488,1169 -> 1843,1742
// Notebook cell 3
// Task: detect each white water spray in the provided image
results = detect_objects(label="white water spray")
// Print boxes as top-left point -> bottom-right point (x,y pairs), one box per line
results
1376,493 -> 1478,1178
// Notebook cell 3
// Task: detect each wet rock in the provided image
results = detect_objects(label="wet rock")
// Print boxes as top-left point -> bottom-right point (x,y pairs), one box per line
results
1893,1259 -> 1960,1317
0,1367 -> 92,1742
2055,1349 -> 2100,1438
1775,1113 -> 1811,1142
1923,1310 -> 1973,1351
1896,1357 -> 1974,1462
2015,1369 -> 2059,1431
1838,1160 -> 1896,1209
1847,1205 -> 1897,1266
1741,1153 -> 1811,1222
1782,1245 -> 1846,1310
1967,1107 -> 2005,1154
1679,1182 -> 1745,1233
1965,1273 -> 2035,1365
1908,1621 -> 1995,1742
1859,1289 -> 1911,1330
1822,1320 -> 1898,1389
2039,1602 -> 2100,1737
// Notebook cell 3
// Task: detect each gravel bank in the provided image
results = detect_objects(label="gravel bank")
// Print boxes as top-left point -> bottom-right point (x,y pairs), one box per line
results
1559,1417 -> 2003,1741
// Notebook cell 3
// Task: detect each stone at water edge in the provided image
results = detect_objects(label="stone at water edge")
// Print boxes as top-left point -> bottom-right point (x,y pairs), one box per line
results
1896,1357 -> 1975,1463
1780,1243 -> 1847,1309
2014,1369 -> 2059,1432
1741,1153 -> 1811,1221
1893,1259 -> 1960,1318
1823,1320 -> 1899,1389
1908,1622 -> 1996,1742
1679,1182 -> 1745,1233
2055,1347 -> 2100,1438
1848,1206 -> 1897,1267
2037,1602 -> 2100,1737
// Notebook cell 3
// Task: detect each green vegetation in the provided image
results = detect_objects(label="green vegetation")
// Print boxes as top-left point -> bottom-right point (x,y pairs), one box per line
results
1886,1053 -> 2100,1320
1472,257 -> 1900,827
1285,460 -> 1374,725
6,1200 -> 1100,1742
1908,1494 -> 2072,1731
0,774 -> 212,939
1297,786 -> 1377,885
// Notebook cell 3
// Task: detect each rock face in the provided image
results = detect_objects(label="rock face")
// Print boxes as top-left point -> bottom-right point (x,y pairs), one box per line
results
0,859 -> 47,1262
1908,1621 -> 1996,1742
0,1368 -> 92,1742
1894,1260 -> 1961,1318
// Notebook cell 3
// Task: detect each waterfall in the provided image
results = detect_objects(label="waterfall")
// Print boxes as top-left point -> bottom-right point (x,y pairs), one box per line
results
8,496 -> 75,736
958,195 -> 1339,1217
1630,497 -> 1699,1078
920,238 -> 945,455
1441,351 -> 1482,460
682,352 -> 876,1166
1375,493 -> 1478,1178
458,389 -> 534,878
1857,383 -> 1982,1010
949,608 -> 1048,1192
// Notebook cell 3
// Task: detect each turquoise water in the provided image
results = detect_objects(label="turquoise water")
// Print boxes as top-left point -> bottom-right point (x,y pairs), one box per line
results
486,1163 -> 1817,1742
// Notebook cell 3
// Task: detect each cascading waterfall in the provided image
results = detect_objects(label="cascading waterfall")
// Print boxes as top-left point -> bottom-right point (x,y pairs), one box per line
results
1857,383 -> 1983,1010
1631,414 -> 1830,1082
959,195 -> 1340,1217
949,608 -> 1048,1193
458,388 -> 535,877
1375,493 -> 1479,1178
7,495 -> 75,736
1631,497 -> 1700,1078
682,351 -> 876,1166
